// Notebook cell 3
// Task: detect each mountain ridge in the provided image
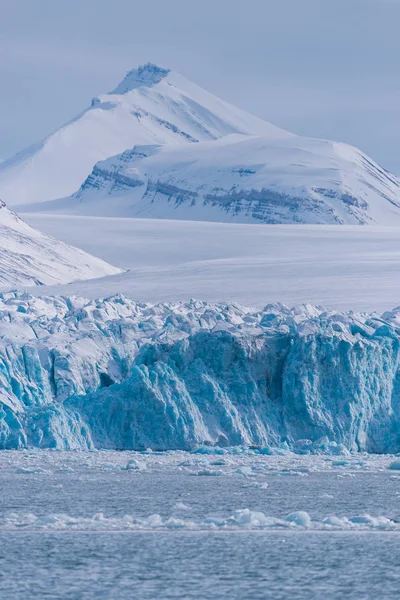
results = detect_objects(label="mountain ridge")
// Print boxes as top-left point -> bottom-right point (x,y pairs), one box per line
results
25,133 -> 400,226
1,62 -> 400,225
0,63 -> 289,207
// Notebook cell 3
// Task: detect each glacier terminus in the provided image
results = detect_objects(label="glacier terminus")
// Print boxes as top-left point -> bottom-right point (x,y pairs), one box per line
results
2,292 -> 400,454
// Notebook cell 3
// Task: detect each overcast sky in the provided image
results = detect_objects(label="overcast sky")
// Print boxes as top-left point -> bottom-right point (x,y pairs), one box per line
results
1,0 -> 400,172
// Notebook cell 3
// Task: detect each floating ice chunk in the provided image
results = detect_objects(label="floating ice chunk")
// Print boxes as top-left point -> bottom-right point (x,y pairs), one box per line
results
93,512 -> 105,521
100,463 -> 123,471
178,459 -> 210,468
15,467 -> 51,475
191,469 -> 225,476
323,516 -> 349,528
242,481 -> 269,489
173,502 -> 191,511
285,511 -> 311,528
146,514 -> 163,528
123,459 -> 145,471
164,517 -> 195,529
194,447 -> 227,455
388,460 -> 400,471
294,439 -> 313,453
209,459 -> 229,466
276,470 -> 309,477
235,466 -> 254,477
348,514 -> 396,528
228,509 -> 278,528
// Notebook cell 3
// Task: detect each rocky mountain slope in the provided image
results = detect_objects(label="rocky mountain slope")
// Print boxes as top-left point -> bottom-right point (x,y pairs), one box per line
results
55,134 -> 400,225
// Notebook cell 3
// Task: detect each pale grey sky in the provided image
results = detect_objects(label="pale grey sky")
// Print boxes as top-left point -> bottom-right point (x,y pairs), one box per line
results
1,0 -> 400,172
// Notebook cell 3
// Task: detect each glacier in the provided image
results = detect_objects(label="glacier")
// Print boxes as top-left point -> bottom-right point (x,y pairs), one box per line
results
2,291 -> 400,453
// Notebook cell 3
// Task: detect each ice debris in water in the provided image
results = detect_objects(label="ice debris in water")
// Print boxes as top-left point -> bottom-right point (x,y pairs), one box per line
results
236,466 -> 255,477
173,502 -> 192,511
191,469 -> 225,476
388,460 -> 400,471
123,459 -> 145,471
285,511 -> 312,528
2,292 -> 400,452
2,509 -> 398,532
242,481 -> 269,489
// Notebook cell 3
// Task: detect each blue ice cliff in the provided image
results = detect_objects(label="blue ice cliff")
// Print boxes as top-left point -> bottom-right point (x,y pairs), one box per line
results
1,292 -> 400,453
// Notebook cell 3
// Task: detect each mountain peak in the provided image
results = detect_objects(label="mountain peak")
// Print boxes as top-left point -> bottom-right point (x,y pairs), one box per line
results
0,61 -> 290,206
110,63 -> 171,95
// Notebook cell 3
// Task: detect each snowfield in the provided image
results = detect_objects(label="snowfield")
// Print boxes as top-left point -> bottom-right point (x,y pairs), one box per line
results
21,214 -> 400,313
3,291 -> 400,452
0,202 -> 120,287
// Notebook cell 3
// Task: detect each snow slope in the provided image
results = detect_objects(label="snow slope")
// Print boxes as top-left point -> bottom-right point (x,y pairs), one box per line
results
44,134 -> 400,225
0,63 -> 290,207
2,62 -> 400,224
21,215 -> 400,313
0,201 -> 120,286
2,291 -> 400,452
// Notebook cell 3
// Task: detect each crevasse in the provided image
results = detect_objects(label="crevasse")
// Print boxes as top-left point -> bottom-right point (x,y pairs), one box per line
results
1,291 -> 400,453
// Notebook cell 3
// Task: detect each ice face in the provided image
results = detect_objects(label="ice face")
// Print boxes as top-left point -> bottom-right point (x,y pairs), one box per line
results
1,291 -> 400,452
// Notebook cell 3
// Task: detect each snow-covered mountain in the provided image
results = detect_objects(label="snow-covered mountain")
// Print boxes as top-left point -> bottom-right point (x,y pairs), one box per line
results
0,200 -> 120,286
49,134 -> 400,225
0,63 -> 290,207
2,61 -> 400,224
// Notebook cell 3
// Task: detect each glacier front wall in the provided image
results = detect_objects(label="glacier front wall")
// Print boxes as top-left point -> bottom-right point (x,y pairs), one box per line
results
1,293 -> 400,453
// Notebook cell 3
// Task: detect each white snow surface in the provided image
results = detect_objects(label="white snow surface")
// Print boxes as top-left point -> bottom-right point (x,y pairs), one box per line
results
39,134 -> 400,225
0,202 -> 120,287
0,63 -> 289,207
20,215 -> 400,313
2,62 -> 399,225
